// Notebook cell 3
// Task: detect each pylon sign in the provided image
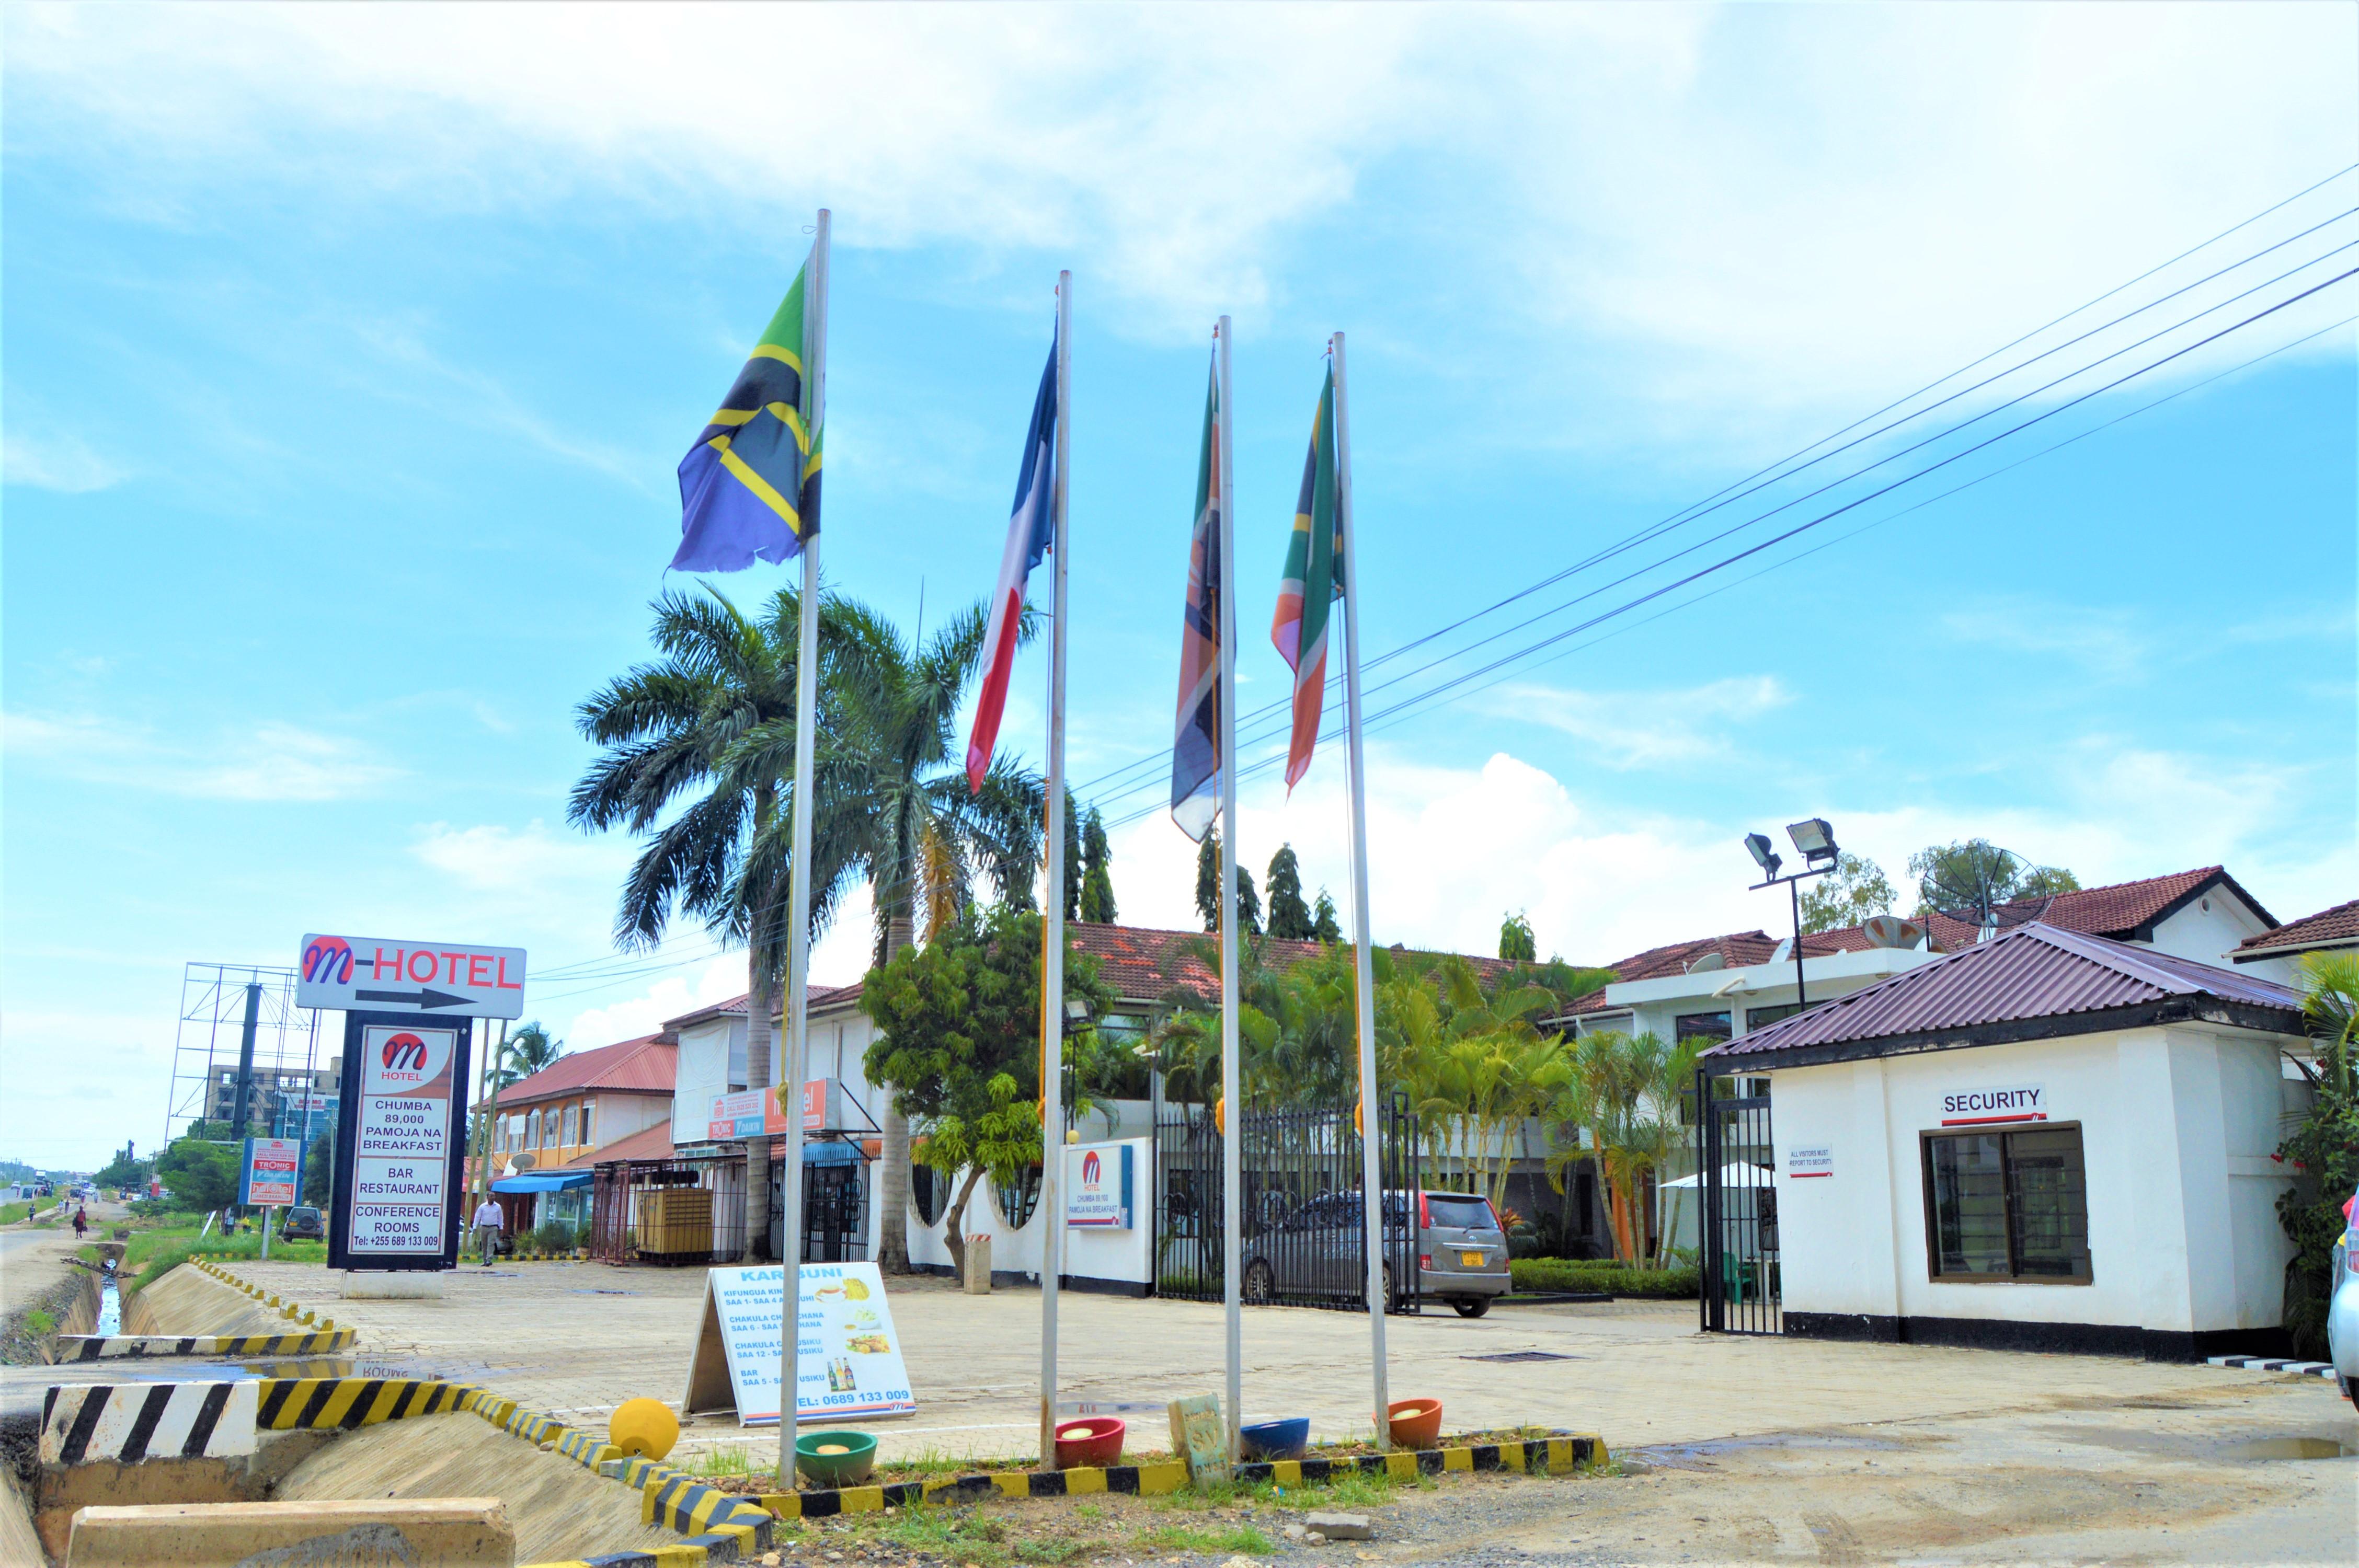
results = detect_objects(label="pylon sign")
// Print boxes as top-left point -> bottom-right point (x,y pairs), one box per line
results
297,933 -> 528,1019
328,1012 -> 475,1271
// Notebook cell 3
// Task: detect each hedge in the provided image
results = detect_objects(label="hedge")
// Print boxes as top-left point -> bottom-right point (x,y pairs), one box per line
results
1510,1258 -> 1699,1299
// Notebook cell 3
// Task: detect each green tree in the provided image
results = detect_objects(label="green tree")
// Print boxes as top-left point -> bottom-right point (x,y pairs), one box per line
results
860,903 -> 1114,1279
1193,833 -> 1261,935
1079,808 -> 1117,923
94,1144 -> 150,1191
495,1022 -> 562,1088
827,597 -> 1045,1273
1265,846 -> 1312,940
154,1137 -> 238,1213
302,1136 -> 335,1206
1799,854 -> 1897,933
2278,952 -> 2359,1358
1498,912 -> 1537,962
1311,890 -> 1342,943
571,585 -> 837,1261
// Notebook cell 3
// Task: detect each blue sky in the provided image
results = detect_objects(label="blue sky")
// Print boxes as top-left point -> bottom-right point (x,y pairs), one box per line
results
5,4 -> 2354,1167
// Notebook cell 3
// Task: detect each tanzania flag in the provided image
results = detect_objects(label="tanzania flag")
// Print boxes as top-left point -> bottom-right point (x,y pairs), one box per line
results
671,254 -> 823,572
1170,352 -> 1222,840
1271,362 -> 1342,791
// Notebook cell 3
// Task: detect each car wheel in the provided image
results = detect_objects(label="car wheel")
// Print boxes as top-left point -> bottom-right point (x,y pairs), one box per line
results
1451,1296 -> 1490,1319
1243,1259 -> 1275,1306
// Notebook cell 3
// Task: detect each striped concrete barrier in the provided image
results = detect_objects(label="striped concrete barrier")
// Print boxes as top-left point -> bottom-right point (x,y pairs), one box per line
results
2207,1354 -> 2341,1380
41,1380 -> 258,1464
51,1330 -> 357,1361
641,1472 -> 773,1558
255,1376 -> 469,1431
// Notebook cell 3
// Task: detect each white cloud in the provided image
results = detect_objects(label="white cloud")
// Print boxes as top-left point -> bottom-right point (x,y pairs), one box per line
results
4,710 -> 399,800
8,3 -> 2349,444
3,428 -> 126,492
1482,675 -> 1790,768
1938,599 -> 2151,680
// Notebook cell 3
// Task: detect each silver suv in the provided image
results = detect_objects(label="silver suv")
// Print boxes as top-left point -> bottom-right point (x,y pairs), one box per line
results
1239,1189 -> 1511,1318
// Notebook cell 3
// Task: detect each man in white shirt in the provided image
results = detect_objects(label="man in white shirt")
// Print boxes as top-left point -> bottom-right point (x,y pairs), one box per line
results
471,1196 -> 505,1266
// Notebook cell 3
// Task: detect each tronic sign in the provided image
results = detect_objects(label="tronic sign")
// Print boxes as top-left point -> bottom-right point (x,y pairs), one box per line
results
297,934 -> 526,1019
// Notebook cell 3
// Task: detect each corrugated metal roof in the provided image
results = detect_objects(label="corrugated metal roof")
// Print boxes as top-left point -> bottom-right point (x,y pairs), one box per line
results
1701,921 -> 2304,1065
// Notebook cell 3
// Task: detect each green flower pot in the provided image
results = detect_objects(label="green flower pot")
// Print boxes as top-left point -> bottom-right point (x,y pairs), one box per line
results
795,1429 -> 878,1488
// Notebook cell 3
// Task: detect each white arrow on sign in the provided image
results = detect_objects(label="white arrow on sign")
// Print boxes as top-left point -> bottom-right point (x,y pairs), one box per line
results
296,934 -> 528,1019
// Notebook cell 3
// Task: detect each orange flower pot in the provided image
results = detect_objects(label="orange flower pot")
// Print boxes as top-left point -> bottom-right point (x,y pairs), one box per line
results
1388,1397 -> 1443,1450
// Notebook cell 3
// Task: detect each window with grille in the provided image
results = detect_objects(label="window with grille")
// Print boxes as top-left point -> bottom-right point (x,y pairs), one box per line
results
1920,1124 -> 2090,1283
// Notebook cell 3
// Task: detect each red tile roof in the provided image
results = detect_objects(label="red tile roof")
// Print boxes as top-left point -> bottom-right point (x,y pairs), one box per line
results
1703,922 -> 2304,1065
563,1119 -> 678,1170
1562,867 -> 2276,1016
2236,897 -> 2359,961
667,928 -> 1507,1025
494,1034 -> 675,1108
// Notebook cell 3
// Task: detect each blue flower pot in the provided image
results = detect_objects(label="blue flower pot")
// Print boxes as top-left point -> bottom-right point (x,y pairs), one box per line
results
1239,1417 -> 1310,1462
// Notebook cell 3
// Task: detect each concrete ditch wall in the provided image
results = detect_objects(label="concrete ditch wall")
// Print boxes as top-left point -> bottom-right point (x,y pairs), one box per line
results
273,1410 -> 681,1565
122,1267 -> 284,1340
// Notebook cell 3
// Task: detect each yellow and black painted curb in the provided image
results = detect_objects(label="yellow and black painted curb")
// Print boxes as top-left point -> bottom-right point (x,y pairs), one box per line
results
189,1259 -> 341,1333
255,1376 -> 473,1431
54,1330 -> 356,1361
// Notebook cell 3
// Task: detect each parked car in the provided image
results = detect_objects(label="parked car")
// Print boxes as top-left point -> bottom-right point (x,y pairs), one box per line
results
280,1205 -> 326,1241
2329,1186 -> 2359,1412
1239,1189 -> 1511,1318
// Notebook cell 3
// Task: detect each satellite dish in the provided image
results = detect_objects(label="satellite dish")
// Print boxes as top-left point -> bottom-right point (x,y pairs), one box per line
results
509,1152 -> 537,1173
1919,846 -> 2052,943
1684,951 -> 1726,973
1862,915 -> 1927,950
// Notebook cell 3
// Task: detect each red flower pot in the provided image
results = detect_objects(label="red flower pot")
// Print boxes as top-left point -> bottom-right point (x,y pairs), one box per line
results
1388,1397 -> 1444,1450
1054,1416 -> 1126,1470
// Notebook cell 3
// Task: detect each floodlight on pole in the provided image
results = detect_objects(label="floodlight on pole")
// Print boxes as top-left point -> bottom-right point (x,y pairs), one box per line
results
1785,818 -> 1838,868
1743,832 -> 1782,879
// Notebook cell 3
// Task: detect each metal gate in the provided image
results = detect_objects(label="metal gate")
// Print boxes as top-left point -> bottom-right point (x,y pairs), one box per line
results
767,1150 -> 870,1264
1154,1096 -> 1422,1313
1694,1069 -> 1781,1334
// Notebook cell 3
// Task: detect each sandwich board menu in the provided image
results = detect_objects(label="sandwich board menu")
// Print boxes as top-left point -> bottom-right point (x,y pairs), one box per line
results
683,1261 -> 917,1425
328,1013 -> 473,1271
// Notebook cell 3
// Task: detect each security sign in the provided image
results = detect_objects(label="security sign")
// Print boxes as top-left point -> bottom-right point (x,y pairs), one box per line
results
298,933 -> 526,1019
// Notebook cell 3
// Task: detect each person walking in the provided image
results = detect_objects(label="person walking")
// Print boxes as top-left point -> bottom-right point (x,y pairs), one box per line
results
470,1195 -> 505,1266
72,1206 -> 87,1240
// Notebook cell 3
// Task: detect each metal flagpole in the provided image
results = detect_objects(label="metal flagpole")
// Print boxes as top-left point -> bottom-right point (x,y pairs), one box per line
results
1215,315 -> 1243,1463
777,207 -> 830,1492
1331,331 -> 1390,1444
1038,270 -> 1073,1468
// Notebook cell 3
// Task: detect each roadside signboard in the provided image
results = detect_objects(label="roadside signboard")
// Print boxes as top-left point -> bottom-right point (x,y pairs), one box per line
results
238,1137 -> 301,1207
1065,1142 -> 1135,1228
682,1262 -> 917,1426
327,1013 -> 473,1271
297,933 -> 528,1019
704,1080 -> 846,1142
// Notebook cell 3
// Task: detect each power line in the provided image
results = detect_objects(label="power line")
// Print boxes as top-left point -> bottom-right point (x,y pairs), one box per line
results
1068,167 -> 2358,806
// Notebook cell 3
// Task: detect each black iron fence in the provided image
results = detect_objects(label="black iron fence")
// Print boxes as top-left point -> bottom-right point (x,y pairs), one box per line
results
1693,1069 -> 1781,1334
1154,1096 -> 1423,1313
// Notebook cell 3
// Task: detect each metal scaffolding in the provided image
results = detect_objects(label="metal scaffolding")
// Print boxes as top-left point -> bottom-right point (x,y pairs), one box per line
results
165,963 -> 324,1148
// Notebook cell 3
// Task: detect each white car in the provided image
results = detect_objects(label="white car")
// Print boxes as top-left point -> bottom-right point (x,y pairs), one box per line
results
2330,1186 -> 2359,1411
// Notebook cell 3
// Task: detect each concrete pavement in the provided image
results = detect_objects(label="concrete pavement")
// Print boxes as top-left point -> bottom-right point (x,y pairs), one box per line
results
191,1259 -> 2344,1468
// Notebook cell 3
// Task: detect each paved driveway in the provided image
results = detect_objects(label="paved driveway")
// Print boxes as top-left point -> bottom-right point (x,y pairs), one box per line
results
191,1260 -> 2338,1467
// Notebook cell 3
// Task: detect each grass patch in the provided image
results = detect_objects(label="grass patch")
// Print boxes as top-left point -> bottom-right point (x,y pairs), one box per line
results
1,1201 -> 31,1226
1137,1522 -> 1276,1555
123,1231 -> 329,1294
1509,1258 -> 1698,1298
23,1309 -> 55,1336
837,1502 -> 1017,1567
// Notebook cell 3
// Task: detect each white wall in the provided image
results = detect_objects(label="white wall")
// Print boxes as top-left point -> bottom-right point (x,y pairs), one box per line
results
1771,1022 -> 2299,1335
2149,892 -> 2291,983
669,1015 -> 745,1147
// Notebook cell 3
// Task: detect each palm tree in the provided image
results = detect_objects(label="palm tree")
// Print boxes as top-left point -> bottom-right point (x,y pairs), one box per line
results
569,584 -> 857,1260
495,1023 -> 562,1089
824,598 -> 1043,1272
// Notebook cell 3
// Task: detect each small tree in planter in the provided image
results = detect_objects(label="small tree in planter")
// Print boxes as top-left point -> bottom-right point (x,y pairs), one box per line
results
862,902 -> 1114,1279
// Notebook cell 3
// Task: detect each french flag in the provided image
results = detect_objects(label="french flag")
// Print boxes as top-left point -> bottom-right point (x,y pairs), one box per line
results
966,329 -> 1060,793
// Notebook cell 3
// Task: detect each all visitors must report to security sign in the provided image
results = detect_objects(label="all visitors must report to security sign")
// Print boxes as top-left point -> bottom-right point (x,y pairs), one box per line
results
683,1262 -> 917,1426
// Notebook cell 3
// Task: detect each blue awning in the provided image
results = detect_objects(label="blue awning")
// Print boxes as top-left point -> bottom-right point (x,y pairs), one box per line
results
493,1170 -> 594,1194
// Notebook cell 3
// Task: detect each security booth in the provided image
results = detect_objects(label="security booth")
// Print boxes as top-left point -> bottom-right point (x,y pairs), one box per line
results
1701,922 -> 2311,1361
